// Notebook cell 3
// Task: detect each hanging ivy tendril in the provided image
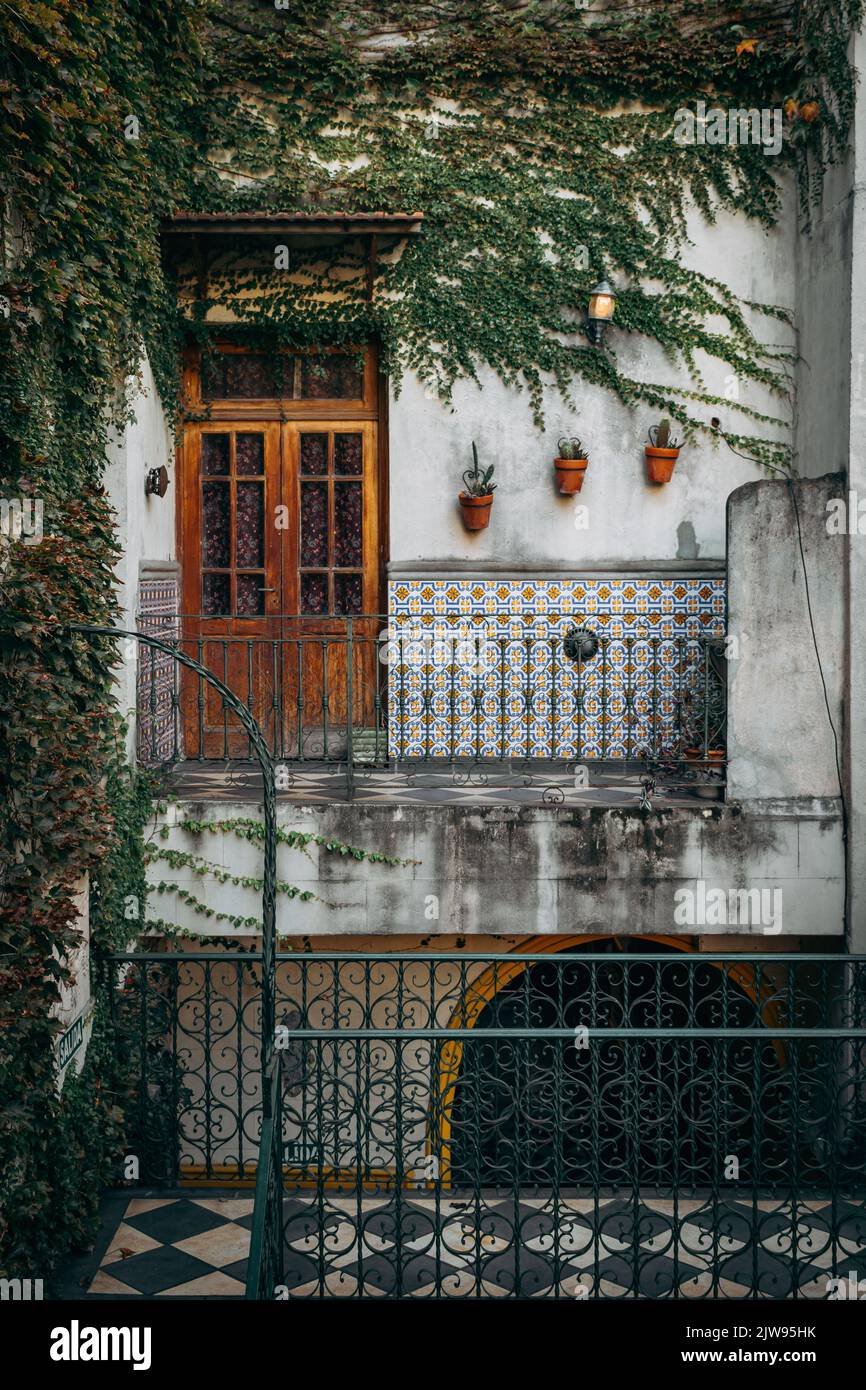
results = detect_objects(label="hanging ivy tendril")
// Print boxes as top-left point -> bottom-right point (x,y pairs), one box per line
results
155,0 -> 862,467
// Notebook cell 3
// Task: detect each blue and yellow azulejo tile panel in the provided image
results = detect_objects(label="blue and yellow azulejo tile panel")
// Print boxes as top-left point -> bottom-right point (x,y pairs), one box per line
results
138,571 -> 181,764
386,577 -> 726,760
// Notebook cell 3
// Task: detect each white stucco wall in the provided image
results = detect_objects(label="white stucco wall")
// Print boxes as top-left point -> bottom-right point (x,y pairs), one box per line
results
788,24 -> 866,951
146,798 -> 844,940
794,149 -> 853,480
103,350 -> 176,757
389,196 -> 797,570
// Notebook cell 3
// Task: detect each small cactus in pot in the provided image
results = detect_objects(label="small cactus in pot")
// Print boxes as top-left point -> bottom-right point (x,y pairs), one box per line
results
554,434 -> 589,494
458,441 -> 496,530
645,417 -> 682,483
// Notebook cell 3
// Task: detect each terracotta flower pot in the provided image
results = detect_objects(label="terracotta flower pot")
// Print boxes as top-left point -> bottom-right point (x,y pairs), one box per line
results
645,446 -> 680,484
458,491 -> 494,531
685,747 -> 725,763
554,457 -> 589,495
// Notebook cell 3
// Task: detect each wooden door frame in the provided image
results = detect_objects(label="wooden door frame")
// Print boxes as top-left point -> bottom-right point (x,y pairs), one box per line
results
176,341 -> 389,622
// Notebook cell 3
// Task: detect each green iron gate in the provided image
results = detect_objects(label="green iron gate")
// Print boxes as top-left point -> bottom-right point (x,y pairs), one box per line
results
109,947 -> 866,1299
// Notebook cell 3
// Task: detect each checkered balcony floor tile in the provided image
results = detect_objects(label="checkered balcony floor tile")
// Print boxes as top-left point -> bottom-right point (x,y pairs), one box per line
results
72,1193 -> 866,1299
166,760 -> 720,808
87,1197 -> 254,1297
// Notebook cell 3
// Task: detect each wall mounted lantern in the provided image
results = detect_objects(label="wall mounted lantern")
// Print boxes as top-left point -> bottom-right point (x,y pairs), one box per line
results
587,279 -> 617,347
145,465 -> 170,498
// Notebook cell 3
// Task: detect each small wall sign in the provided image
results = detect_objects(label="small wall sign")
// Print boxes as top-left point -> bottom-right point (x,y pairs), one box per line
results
57,1014 -> 85,1070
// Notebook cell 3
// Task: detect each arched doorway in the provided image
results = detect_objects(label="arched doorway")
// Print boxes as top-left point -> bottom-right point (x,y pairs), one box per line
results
439,937 -> 788,1192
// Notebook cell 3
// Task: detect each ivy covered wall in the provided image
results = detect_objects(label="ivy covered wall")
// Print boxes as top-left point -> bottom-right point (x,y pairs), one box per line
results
170,0 -> 859,560
172,0 -> 858,466
0,0 -> 199,1281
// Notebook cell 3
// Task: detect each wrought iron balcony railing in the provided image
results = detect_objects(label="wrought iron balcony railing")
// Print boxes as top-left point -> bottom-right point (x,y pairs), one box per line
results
135,614 -> 727,786
107,949 -> 866,1300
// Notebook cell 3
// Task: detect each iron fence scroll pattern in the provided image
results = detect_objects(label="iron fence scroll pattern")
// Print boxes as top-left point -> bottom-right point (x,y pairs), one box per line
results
71,622 -> 279,1107
135,615 -> 727,790
111,950 -> 866,1300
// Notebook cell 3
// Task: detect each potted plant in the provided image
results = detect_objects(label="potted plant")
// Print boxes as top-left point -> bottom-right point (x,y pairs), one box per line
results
678,643 -> 726,764
554,435 -> 589,494
640,644 -> 726,799
645,418 -> 681,483
458,442 -> 496,531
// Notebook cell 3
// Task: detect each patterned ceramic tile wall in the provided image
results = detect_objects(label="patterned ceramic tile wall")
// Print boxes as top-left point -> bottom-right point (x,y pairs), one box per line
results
138,569 -> 181,764
387,578 -> 726,760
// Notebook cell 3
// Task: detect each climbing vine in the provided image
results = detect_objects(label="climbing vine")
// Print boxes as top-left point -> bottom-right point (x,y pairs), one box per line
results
167,0 -> 863,461
147,814 -> 415,940
0,0 -> 200,1281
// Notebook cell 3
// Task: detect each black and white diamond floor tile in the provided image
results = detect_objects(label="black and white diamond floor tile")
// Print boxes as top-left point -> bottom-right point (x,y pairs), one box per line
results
85,1197 -> 254,1297
167,761 -> 707,809
60,1191 -> 866,1299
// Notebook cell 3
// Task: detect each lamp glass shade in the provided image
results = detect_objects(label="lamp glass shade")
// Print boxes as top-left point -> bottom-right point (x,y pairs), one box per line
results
588,283 -> 616,321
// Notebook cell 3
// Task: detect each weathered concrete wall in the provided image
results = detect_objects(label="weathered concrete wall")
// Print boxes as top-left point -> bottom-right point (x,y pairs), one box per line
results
726,474 -> 845,801
390,199 -> 796,570
103,349 -> 176,757
147,798 -> 844,940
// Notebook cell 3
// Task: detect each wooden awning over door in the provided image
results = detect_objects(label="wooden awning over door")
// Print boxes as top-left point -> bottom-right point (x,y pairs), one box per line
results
162,211 -> 424,301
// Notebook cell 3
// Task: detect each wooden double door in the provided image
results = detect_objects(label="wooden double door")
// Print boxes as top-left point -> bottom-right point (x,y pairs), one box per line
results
180,419 -> 382,759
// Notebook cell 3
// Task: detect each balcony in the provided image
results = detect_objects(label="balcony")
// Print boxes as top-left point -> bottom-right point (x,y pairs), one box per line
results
135,614 -> 727,807
123,601 -> 843,941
